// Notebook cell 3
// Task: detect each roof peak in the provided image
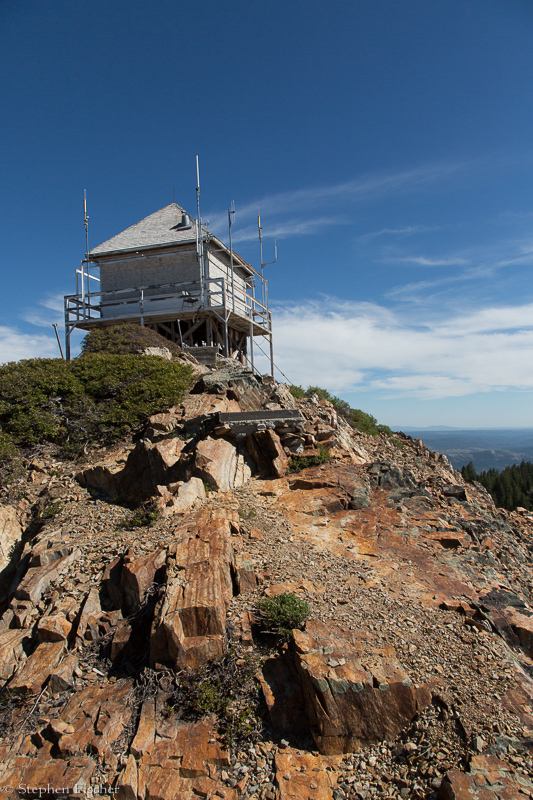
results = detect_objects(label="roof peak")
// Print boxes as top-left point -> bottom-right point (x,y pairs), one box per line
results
90,202 -> 197,256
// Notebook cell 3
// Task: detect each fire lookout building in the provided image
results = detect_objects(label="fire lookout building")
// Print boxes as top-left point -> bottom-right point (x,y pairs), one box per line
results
64,202 -> 273,370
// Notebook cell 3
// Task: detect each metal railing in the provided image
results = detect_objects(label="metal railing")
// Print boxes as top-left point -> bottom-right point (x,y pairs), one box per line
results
64,277 -> 271,331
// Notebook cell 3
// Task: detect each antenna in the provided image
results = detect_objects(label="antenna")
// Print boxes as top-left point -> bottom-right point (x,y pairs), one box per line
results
258,214 -> 277,308
195,156 -> 203,262
228,202 -> 235,312
195,156 -> 205,306
83,190 -> 90,305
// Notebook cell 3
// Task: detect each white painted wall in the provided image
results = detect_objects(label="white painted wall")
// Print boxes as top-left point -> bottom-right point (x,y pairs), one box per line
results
95,244 -> 255,321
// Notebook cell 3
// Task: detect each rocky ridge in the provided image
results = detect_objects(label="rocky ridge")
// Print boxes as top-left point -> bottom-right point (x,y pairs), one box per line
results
0,359 -> 532,800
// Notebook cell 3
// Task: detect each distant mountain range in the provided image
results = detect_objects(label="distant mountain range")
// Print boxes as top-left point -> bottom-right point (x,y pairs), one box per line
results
393,428 -> 533,472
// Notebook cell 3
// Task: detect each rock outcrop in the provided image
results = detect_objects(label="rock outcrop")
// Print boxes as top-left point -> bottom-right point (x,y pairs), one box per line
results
0,360 -> 532,800
150,511 -> 236,670
292,620 -> 432,755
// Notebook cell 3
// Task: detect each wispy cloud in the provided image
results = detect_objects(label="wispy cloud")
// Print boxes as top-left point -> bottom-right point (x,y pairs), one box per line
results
383,231 -> 533,304
385,265 -> 488,302
208,160 -> 465,240
231,216 -> 338,243
0,326 -> 59,364
22,292 -> 66,328
259,296 -> 533,400
359,225 -> 441,241
388,255 -> 469,267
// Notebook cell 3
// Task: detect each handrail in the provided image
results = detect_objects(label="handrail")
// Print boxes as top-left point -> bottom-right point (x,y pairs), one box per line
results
65,276 -> 271,329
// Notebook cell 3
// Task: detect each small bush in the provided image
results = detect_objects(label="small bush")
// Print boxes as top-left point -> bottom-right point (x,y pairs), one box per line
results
287,444 -> 331,473
0,354 -> 194,460
238,506 -> 257,520
121,500 -> 160,529
289,385 -> 306,399
39,502 -> 64,520
0,432 -> 24,485
81,323 -> 183,357
255,592 -> 309,636
291,384 -> 393,437
166,647 -> 262,749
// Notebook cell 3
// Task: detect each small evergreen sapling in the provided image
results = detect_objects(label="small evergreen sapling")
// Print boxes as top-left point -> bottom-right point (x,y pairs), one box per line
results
255,592 -> 309,636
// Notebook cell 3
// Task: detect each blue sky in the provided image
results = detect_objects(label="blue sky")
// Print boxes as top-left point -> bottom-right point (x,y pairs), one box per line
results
2,0 -> 533,427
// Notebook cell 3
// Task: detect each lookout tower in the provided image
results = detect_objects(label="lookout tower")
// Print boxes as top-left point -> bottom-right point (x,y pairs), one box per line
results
64,201 -> 273,370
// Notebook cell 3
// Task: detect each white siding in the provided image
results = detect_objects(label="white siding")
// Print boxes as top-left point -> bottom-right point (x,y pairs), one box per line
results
206,251 -> 250,317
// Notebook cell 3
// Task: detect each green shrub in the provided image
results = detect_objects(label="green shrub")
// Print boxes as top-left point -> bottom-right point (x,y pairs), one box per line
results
255,592 -> 309,636
39,501 -> 64,520
306,386 -> 334,402
291,384 -> 392,437
289,384 -> 306,399
167,648 -> 262,749
0,353 -> 194,461
238,506 -> 257,520
0,432 -> 24,485
121,500 -> 160,529
288,443 -> 331,473
81,323 -> 183,357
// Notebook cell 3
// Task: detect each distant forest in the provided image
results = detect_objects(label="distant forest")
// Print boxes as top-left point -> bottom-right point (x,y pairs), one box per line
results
461,460 -> 533,511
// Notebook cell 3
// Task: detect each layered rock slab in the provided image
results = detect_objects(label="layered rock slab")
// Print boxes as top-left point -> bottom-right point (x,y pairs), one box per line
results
194,436 -> 252,491
439,752 -> 533,799
77,438 -> 187,505
150,512 -> 236,669
292,620 -> 431,755
0,506 -> 23,597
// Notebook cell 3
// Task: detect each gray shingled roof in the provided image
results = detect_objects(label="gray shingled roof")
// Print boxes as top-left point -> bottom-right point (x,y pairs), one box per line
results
90,203 -> 197,256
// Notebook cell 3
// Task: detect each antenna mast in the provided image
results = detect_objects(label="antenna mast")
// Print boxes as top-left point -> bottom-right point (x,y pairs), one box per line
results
82,190 -> 90,306
228,202 -> 235,312
258,215 -> 277,309
195,156 -> 204,307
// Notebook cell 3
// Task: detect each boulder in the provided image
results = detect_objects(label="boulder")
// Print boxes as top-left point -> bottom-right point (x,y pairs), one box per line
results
116,754 -> 138,800
292,620 -> 431,754
15,549 -> 81,605
194,436 -> 251,491
130,699 -> 156,758
78,437 -> 187,505
157,476 -> 206,515
8,640 -> 65,694
0,505 -> 22,582
247,429 -> 288,478
0,628 -> 30,681
101,555 -> 124,610
0,753 -> 96,800
136,717 -> 230,799
53,681 -> 132,758
504,607 -> 533,658
368,462 -> 418,491
288,464 -> 371,509
259,655 -> 308,737
439,753 -> 533,799
110,619 -> 135,662
35,613 -> 72,642
140,346 -> 172,360
234,552 -> 257,593
49,653 -> 78,693
150,515 -> 235,669
75,586 -> 103,641
120,547 -> 166,614
74,445 -> 131,498
145,410 -> 180,440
